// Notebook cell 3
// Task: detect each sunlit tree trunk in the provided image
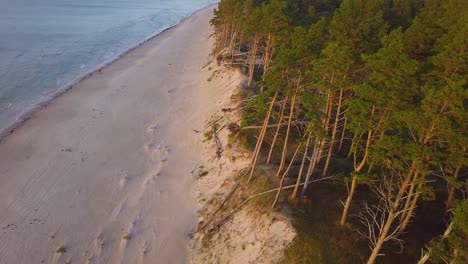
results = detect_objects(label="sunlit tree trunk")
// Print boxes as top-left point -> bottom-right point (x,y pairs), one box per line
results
398,130 -> 435,233
399,171 -> 420,226
347,131 -> 359,159
301,138 -> 320,197
340,128 -> 373,226
338,116 -> 347,152
317,88 -> 334,165
340,104 -> 383,225
248,91 -> 278,181
276,88 -> 297,177
263,33 -> 274,75
291,133 -> 312,200
367,209 -> 395,264
272,140 -> 303,208
229,30 -> 238,63
367,164 -> 418,264
400,170 -> 430,234
367,163 -> 374,174
266,94 -> 288,165
323,89 -> 344,177
447,164 -> 462,209
418,222 -> 454,264
222,23 -> 229,49
247,35 -> 260,87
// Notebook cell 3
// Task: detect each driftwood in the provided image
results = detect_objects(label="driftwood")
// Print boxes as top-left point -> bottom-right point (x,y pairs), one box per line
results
211,124 -> 223,159
241,120 -> 309,130
196,168 -> 249,233
204,116 -> 224,129
241,124 -> 279,130
222,107 -> 237,113
200,176 -> 335,234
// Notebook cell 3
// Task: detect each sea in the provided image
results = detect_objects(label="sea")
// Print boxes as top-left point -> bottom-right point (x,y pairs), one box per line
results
0,0 -> 217,136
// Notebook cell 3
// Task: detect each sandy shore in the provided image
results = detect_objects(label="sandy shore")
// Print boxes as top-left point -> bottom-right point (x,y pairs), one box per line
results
0,6 -> 216,264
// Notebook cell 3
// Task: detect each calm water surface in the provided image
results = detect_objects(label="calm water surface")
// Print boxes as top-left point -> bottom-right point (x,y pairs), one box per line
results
0,0 -> 217,133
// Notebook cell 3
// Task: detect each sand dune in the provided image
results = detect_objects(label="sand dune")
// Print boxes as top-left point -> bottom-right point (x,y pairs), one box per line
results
0,6 -> 216,264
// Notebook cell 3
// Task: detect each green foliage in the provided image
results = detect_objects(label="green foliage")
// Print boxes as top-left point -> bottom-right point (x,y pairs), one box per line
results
450,200 -> 468,263
213,0 -> 467,262
384,0 -> 423,29
197,166 -> 209,178
419,185 -> 435,201
425,200 -> 468,263
352,172 -> 374,185
55,246 -> 66,254
329,0 -> 388,55
242,91 -> 272,127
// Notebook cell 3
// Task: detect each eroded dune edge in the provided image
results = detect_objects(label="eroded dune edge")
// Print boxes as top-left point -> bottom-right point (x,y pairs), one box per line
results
190,62 -> 296,264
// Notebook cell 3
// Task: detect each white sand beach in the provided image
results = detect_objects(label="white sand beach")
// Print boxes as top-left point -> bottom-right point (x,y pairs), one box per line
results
0,6 -> 217,264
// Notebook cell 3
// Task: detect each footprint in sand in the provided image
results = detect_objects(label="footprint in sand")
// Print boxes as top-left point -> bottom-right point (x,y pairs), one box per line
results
111,199 -> 127,219
143,173 -> 160,186
145,143 -> 158,152
119,175 -> 130,188
95,233 -> 105,255
159,145 -> 170,162
144,143 -> 170,163
121,226 -> 133,248
146,120 -> 160,135
139,241 -> 149,258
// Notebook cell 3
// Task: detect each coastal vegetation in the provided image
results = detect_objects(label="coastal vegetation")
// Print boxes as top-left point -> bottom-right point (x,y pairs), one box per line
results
210,0 -> 467,263
55,246 -> 66,254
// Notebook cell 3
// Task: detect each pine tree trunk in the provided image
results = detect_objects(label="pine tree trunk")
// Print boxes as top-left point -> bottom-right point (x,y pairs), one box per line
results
340,175 -> 358,226
263,33 -> 273,75
248,91 -> 278,181
347,131 -> 359,159
447,164 -> 462,209
418,222 -> 453,264
367,209 -> 396,264
450,249 -> 459,264
266,94 -> 288,165
399,171 -> 419,224
291,133 -> 312,200
317,89 -> 333,165
400,173 -> 426,234
222,23 -> 229,49
276,89 -> 297,178
356,129 -> 372,172
229,30 -> 238,63
308,140 -> 321,178
272,139 -> 303,208
323,89 -> 344,177
367,162 -> 419,263
395,160 -> 418,206
301,138 -> 320,197
339,116 -> 347,152
316,138 -> 326,166
340,128 -> 373,225
247,36 -> 260,87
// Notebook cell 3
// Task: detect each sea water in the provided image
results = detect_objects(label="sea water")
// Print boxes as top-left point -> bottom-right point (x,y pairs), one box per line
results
0,0 -> 217,135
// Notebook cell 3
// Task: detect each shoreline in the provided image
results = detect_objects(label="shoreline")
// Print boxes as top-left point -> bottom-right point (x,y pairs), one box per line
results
0,3 -> 218,142
0,5 -> 218,263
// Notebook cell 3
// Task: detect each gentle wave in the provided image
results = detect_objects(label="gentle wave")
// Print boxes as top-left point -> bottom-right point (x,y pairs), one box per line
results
0,0 -> 218,139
